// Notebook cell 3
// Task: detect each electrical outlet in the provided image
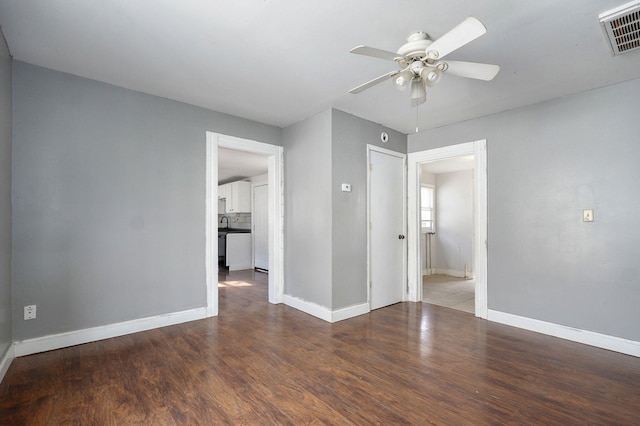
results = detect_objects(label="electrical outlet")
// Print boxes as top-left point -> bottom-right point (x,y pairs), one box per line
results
583,209 -> 594,222
24,305 -> 36,320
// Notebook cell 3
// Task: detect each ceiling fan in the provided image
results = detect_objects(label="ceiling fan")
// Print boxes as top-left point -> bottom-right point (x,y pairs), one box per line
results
349,17 -> 500,106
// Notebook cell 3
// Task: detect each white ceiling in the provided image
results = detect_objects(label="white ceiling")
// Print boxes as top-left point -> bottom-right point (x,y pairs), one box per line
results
1,0 -> 639,135
218,147 -> 268,184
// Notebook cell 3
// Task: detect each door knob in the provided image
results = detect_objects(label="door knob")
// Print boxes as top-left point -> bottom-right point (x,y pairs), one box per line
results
398,234 -> 405,239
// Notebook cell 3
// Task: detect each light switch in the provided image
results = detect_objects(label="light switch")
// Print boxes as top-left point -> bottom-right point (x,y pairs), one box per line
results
583,209 -> 594,222
341,183 -> 352,192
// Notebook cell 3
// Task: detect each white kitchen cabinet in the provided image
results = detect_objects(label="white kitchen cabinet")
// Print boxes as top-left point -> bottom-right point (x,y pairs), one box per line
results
218,183 -> 228,200
226,233 -> 253,271
226,181 -> 251,213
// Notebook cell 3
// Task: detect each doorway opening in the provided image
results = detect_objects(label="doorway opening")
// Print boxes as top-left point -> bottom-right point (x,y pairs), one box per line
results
407,140 -> 487,319
217,147 -> 268,274
420,156 -> 475,314
205,132 -> 284,317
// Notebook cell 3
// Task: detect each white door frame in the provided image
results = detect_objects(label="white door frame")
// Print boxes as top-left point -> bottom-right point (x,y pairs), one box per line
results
407,140 -> 488,318
205,132 -> 284,317
367,144 -> 408,308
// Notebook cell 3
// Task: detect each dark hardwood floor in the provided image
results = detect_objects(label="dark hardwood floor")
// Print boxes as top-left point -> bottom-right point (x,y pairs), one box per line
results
2,269 -> 640,424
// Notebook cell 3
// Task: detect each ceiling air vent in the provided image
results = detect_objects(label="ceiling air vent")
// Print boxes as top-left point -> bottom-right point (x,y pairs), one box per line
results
600,1 -> 640,55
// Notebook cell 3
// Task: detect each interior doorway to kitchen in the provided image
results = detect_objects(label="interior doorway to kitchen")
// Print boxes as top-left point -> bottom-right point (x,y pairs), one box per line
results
205,132 -> 283,318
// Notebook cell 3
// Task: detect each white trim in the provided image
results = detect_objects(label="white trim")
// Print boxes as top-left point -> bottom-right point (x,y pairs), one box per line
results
407,140 -> 488,318
488,310 -> 640,357
331,303 -> 371,322
267,152 -> 284,304
283,296 -> 370,323
0,343 -> 14,383
205,132 -> 285,309
366,144 -> 408,308
205,132 -> 218,317
284,295 -> 332,322
429,268 -> 475,279
14,308 -> 206,357
473,140 -> 488,318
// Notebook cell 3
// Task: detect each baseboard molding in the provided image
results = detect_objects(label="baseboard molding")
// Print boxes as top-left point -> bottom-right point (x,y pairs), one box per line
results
488,310 -> 640,357
0,343 -> 15,383
228,263 -> 253,271
423,268 -> 475,279
14,307 -> 207,357
283,295 -> 369,323
437,268 -> 474,279
331,303 -> 370,322
284,295 -> 331,322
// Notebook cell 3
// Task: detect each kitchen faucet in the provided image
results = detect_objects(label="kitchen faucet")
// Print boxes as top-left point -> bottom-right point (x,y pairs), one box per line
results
220,216 -> 229,229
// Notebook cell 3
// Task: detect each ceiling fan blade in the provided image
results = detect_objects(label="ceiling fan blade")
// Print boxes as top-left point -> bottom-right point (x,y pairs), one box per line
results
444,61 -> 500,81
349,71 -> 398,94
350,45 -> 402,62
426,17 -> 487,59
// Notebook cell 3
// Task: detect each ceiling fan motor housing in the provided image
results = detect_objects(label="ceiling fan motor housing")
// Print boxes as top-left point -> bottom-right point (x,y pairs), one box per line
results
397,31 -> 433,58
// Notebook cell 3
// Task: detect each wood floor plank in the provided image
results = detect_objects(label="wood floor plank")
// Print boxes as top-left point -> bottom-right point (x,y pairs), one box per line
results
1,268 -> 639,424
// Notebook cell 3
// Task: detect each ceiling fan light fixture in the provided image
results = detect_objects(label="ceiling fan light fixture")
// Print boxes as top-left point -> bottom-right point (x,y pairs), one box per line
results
420,67 -> 442,87
410,78 -> 426,106
393,69 -> 414,91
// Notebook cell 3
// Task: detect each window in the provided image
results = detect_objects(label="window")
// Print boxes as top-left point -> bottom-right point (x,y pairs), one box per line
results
421,185 -> 435,232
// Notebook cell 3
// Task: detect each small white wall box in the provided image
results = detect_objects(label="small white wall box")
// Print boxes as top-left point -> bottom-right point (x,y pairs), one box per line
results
341,183 -> 352,192
24,305 -> 36,320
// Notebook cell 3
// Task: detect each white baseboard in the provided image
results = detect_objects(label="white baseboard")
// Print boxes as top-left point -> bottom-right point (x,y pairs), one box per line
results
228,263 -> 253,271
284,295 -> 369,323
422,268 -> 475,279
284,295 -> 331,321
0,343 -> 15,383
331,303 -> 370,322
438,268 -> 474,278
488,310 -> 640,357
14,307 -> 207,357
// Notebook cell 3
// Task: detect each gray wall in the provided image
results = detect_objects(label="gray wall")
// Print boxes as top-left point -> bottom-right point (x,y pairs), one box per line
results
12,62 -> 281,340
331,109 -> 405,309
283,108 -> 406,310
434,170 -> 473,274
282,109 -> 333,307
0,28 -> 12,357
409,78 -> 640,341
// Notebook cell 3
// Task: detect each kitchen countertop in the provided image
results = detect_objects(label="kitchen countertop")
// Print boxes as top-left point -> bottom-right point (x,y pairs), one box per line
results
218,228 -> 251,234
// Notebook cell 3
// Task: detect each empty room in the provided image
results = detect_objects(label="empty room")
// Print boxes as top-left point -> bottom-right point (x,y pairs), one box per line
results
1,1 -> 639,424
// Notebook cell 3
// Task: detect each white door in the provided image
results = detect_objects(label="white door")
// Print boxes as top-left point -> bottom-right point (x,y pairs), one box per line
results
253,184 -> 269,270
368,146 -> 406,310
